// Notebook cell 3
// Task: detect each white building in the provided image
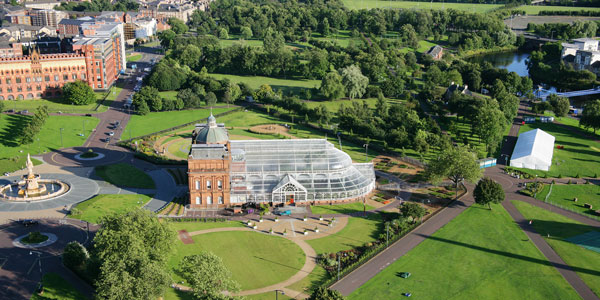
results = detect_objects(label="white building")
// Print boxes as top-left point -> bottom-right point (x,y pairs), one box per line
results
134,18 -> 157,39
510,128 -> 555,171
562,38 -> 600,73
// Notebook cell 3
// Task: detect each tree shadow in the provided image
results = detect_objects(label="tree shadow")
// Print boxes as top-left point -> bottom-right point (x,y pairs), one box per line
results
253,255 -> 304,272
0,114 -> 29,147
417,233 -> 600,277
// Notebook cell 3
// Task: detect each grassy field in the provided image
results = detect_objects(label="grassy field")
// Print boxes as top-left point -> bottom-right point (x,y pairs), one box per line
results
169,220 -> 245,232
551,114 -> 600,140
125,107 -> 235,138
0,114 -> 99,174
158,91 -> 178,101
535,184 -> 600,220
521,5 -> 600,14
70,194 -> 152,224
209,73 -> 320,99
168,231 -> 305,290
94,163 -> 155,189
166,139 -> 191,159
2,82 -> 123,114
30,273 -> 87,300
342,0 -> 501,12
307,214 -> 383,254
126,53 -> 142,62
513,200 -> 600,297
515,122 -> 600,177
310,202 -> 375,215
285,264 -> 329,295
349,204 -> 579,300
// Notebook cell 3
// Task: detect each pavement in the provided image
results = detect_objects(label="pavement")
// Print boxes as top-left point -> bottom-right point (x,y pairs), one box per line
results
0,219 -> 96,300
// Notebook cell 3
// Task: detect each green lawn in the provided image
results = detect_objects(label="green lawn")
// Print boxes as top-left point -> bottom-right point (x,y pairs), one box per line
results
521,5 -> 600,14
169,220 -> 245,232
94,163 -> 155,189
348,203 -> 579,300
515,122 -> 600,177
0,114 -> 99,173
246,292 -> 293,300
126,53 -> 142,62
70,194 -> 152,224
124,107 -> 235,138
285,265 -> 329,295
513,200 -> 600,297
550,114 -> 600,140
342,0 -> 501,12
158,91 -> 178,101
209,73 -> 320,99
30,273 -> 87,300
399,39 -> 440,54
169,231 -> 305,290
167,138 -> 191,159
310,202 -> 375,215
307,214 -> 383,254
535,184 -> 600,220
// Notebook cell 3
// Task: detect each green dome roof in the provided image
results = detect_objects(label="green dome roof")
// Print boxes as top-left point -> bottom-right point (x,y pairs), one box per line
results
193,113 -> 228,144
194,126 -> 229,144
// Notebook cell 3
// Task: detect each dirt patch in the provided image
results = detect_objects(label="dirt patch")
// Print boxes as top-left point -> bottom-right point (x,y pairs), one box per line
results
249,124 -> 297,139
372,155 -> 424,176
178,230 -> 194,244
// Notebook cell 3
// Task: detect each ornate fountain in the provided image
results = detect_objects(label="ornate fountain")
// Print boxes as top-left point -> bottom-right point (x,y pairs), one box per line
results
0,154 -> 70,201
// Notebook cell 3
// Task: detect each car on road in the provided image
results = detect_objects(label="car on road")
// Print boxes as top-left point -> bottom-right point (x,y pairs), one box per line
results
7,109 -> 14,113
108,131 -> 115,136
20,110 -> 29,114
105,137 -> 111,142
21,219 -> 39,227
3,172 -> 9,176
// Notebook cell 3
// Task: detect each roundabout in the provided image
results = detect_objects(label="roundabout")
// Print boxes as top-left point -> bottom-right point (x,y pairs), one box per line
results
13,232 -> 58,249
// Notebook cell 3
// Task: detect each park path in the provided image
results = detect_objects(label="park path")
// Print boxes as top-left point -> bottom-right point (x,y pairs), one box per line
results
503,199 -> 599,300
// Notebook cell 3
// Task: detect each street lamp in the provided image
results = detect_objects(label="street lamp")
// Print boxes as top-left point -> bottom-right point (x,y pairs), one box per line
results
363,143 -> 369,162
30,251 -> 42,275
275,289 -> 285,300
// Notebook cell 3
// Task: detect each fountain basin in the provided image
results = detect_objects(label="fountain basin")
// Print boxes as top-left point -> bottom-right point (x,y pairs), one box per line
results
0,180 -> 70,201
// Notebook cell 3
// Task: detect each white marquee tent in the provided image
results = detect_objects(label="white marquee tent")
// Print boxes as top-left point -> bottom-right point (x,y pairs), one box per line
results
510,128 -> 555,171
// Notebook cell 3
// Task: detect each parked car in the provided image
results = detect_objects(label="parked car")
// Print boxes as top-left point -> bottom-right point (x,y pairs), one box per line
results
108,131 -> 115,136
399,272 -> 411,278
21,219 -> 39,227
20,110 -> 29,114
275,210 -> 292,216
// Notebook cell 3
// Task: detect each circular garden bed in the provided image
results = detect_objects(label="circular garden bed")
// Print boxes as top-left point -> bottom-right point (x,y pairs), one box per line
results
21,232 -> 49,244
169,231 -> 305,290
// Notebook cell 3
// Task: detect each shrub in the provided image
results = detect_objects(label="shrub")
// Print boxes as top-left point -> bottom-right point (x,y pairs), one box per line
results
558,174 -> 563,178
63,241 -> 89,269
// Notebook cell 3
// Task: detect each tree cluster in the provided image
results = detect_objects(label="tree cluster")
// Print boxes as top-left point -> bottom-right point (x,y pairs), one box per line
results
56,0 -> 138,12
527,20 -> 599,40
528,43 -> 597,90
178,252 -> 242,300
580,99 -> 600,133
19,105 -> 48,145
63,80 -> 96,106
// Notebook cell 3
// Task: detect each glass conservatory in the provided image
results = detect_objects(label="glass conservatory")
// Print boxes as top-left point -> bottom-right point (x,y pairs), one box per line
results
228,139 -> 375,204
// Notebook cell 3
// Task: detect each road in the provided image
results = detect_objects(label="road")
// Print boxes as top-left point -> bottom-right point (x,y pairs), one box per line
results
43,44 -> 163,167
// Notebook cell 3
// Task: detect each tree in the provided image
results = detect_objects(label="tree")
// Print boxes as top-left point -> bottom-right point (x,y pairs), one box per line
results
263,27 -> 284,54
473,99 -> 506,155
240,26 -> 253,40
205,92 -> 217,106
93,209 -> 175,300
548,94 -> 570,117
137,100 -> 150,115
400,202 -> 427,223
177,88 -> 201,109
0,101 -> 4,118
62,81 -> 95,105
375,93 -> 388,118
320,70 -> 345,100
179,252 -> 241,300
218,27 -> 229,39
179,44 -> 202,70
158,29 -> 177,48
133,86 -> 162,111
341,65 -> 369,99
319,18 -> 331,37
426,145 -> 483,195
473,177 -> 505,209
63,241 -> 89,270
167,17 -> 188,34
580,100 -> 600,133
308,287 -> 345,300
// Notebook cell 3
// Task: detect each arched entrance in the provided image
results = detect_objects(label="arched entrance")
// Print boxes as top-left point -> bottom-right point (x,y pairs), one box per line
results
272,174 -> 307,205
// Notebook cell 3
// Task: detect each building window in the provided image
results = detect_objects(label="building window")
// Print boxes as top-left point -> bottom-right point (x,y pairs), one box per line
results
6,79 -> 11,84
7,88 -> 12,93
17,87 -> 22,92
81,73 -> 86,80
26,77 -> 31,83
72,74 -> 77,80
218,196 -> 223,204
206,180 -> 211,189
44,75 -> 50,82
27,86 -> 32,91
54,75 -> 59,81
217,180 -> 222,189
97,76 -> 101,81
96,68 -> 100,74
36,85 -> 41,91
16,77 -> 21,84
36,77 -> 42,82
195,180 -> 199,190
207,196 -> 212,205
195,196 -> 200,205
63,74 -> 68,80
95,61 -> 99,66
